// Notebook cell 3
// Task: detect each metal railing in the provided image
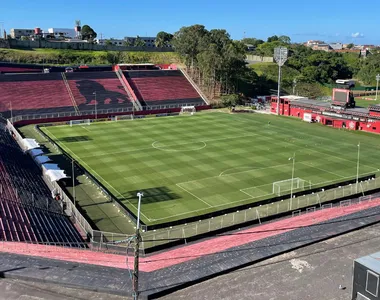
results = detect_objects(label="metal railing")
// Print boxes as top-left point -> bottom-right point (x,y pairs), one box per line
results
61,72 -> 80,116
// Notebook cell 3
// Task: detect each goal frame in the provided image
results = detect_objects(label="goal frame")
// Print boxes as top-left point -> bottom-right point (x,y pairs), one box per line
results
272,177 -> 306,196
180,106 -> 196,115
69,119 -> 91,127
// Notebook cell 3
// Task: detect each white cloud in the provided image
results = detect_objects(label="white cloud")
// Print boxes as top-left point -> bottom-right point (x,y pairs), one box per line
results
351,32 -> 364,38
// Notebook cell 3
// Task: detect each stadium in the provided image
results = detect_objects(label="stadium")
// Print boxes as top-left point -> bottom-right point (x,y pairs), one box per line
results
1,62 -> 380,299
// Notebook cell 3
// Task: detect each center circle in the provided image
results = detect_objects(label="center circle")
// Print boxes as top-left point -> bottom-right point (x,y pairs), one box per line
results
152,141 -> 207,152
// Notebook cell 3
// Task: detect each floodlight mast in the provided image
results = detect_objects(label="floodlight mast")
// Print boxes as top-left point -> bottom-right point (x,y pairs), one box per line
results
274,47 -> 288,115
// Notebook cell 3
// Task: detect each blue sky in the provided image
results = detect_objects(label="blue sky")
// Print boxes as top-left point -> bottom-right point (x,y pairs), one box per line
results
2,0 -> 379,44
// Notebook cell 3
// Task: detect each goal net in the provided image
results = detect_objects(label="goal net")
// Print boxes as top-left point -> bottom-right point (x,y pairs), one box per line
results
180,106 -> 196,115
113,114 -> 134,121
69,119 -> 91,127
272,178 -> 306,196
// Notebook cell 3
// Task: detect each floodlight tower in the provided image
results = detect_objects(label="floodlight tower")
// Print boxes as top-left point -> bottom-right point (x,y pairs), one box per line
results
376,74 -> 380,101
274,47 -> 288,115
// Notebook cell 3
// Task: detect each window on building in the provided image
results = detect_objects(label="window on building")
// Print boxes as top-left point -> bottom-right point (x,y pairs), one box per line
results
373,127 -> 377,130
366,270 -> 379,297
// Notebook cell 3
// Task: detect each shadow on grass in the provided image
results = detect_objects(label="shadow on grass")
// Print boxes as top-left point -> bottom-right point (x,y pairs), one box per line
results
58,136 -> 92,143
120,187 -> 181,205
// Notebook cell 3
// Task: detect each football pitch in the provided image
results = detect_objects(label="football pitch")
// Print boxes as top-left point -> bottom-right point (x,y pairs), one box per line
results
41,112 -> 380,226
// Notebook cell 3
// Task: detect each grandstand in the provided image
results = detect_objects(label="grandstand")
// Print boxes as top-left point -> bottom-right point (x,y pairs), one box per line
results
65,71 -> 134,113
0,65 -> 208,120
124,70 -> 205,107
0,73 -> 74,117
0,125 -> 84,246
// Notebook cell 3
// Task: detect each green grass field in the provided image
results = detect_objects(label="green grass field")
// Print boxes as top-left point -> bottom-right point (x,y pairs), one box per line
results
41,112 -> 380,226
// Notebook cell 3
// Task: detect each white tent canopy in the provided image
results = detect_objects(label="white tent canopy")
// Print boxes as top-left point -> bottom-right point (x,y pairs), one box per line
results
35,155 -> 51,165
29,149 -> 44,157
43,164 -> 68,182
23,138 -> 39,150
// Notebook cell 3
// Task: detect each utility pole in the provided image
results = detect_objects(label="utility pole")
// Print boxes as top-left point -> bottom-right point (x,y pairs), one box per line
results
133,192 -> 143,300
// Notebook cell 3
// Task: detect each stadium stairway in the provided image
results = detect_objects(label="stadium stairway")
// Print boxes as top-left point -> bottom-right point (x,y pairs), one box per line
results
123,70 -> 207,108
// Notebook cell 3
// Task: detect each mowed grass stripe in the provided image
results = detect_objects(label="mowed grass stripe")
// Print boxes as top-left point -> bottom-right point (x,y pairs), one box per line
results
42,112 -> 380,225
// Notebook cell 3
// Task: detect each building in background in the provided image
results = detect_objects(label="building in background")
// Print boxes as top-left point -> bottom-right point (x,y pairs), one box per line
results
44,28 -> 77,40
95,38 -> 125,46
125,36 -> 157,47
10,28 -> 34,39
329,42 -> 343,50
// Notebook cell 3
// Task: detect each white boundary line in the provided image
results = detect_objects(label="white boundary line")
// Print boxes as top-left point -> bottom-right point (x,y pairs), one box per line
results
152,141 -> 207,152
300,162 -> 346,179
153,171 -> 378,222
79,132 -> 261,159
176,183 -> 212,207
44,128 -> 152,222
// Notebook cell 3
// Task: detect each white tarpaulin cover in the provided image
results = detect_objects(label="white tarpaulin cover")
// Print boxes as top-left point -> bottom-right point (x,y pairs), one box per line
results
23,138 -> 39,150
29,149 -> 44,157
46,169 -> 68,182
43,164 -> 68,182
35,155 -> 51,165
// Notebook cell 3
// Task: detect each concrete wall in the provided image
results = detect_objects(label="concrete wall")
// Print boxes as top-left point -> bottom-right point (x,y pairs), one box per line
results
7,39 -> 173,52
246,54 -> 274,63
0,39 -> 10,48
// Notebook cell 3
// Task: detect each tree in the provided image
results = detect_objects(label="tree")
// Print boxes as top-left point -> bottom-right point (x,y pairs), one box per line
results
267,35 -> 279,42
105,39 -> 113,46
347,43 -> 354,49
172,24 -> 209,67
278,35 -> 291,44
241,38 -> 265,48
221,94 -> 241,107
81,25 -> 97,41
20,36 -> 29,41
155,31 -> 173,48
123,39 -> 132,47
134,36 -> 146,47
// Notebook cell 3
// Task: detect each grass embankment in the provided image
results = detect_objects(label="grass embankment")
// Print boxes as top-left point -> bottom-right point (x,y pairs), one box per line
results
0,48 -> 181,65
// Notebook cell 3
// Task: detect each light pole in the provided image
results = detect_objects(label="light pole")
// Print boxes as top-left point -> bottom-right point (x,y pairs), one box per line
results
356,143 -> 360,193
72,159 -> 76,207
289,153 -> 296,210
376,74 -> 380,101
293,78 -> 297,95
274,47 -> 288,115
133,192 -> 143,300
93,91 -> 97,120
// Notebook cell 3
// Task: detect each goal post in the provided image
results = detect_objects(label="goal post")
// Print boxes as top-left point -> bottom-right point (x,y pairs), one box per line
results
272,178 -> 306,196
114,114 -> 134,121
180,106 -> 196,115
69,119 -> 91,127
